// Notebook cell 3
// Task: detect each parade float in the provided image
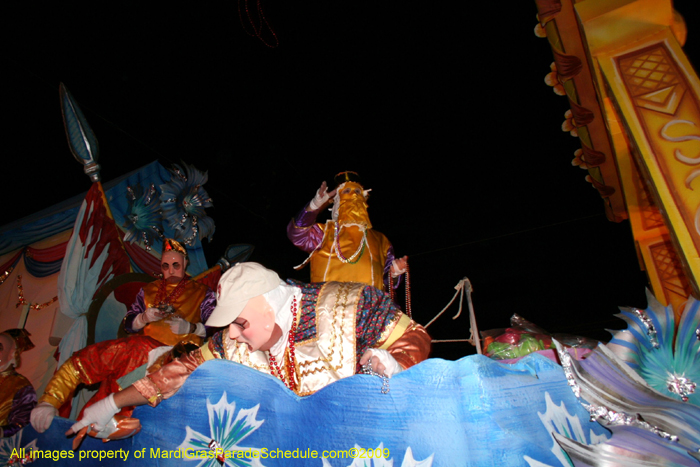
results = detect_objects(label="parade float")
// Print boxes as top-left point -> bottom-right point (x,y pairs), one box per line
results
2,0 -> 700,465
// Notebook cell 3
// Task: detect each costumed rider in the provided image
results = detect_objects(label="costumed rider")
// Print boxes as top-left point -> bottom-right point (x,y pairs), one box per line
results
287,171 -> 408,291
30,337 -> 198,433
66,262 -> 431,437
0,329 -> 37,437
123,238 -> 216,346
30,239 -> 216,434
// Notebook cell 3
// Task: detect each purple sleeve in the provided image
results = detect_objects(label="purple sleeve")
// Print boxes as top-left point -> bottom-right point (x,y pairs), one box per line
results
1,385 -> 36,438
287,204 -> 325,253
199,287 -> 217,336
123,288 -> 146,334
383,245 -> 402,290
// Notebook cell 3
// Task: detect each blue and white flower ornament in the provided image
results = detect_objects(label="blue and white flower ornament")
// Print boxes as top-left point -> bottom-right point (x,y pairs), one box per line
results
160,162 -> 215,246
122,183 -> 164,251
607,290 -> 700,405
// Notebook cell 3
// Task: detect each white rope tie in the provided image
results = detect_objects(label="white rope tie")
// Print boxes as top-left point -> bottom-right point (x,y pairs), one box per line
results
424,277 -> 481,354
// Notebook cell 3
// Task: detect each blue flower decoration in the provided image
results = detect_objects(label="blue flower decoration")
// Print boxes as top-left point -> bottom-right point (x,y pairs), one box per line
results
607,291 -> 700,405
177,392 -> 265,467
160,163 -> 215,246
122,183 -> 164,251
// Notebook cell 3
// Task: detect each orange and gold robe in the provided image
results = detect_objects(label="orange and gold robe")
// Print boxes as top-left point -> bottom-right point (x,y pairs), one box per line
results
124,278 -> 216,346
288,207 -> 399,291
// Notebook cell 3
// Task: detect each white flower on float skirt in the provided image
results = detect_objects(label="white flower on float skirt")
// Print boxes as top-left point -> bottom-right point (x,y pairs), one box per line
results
177,392 -> 266,467
320,443 -> 433,467
523,392 -> 608,467
0,431 -> 38,465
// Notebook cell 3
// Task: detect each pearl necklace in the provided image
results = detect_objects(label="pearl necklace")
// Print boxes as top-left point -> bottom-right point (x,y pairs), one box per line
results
333,223 -> 367,264
361,358 -> 390,394
267,297 -> 298,391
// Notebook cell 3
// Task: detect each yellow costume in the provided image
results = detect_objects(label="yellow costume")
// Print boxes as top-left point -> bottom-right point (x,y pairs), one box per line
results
288,177 -> 400,291
307,221 -> 392,290
124,278 -> 216,346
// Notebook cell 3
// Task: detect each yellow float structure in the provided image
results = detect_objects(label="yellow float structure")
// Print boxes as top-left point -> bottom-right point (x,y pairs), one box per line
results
535,0 -> 700,319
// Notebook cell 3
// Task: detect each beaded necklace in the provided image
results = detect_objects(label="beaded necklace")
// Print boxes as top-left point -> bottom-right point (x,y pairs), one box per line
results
154,276 -> 189,307
333,223 -> 367,264
267,297 -> 298,391
16,275 -> 58,310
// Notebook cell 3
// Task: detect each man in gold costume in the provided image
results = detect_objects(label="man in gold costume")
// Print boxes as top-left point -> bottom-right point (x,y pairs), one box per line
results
123,239 -> 216,346
67,262 -> 430,437
287,172 -> 408,291
0,329 -> 36,437
30,239 -> 215,433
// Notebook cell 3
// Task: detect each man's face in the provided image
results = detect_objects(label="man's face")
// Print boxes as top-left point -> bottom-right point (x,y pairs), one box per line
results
336,182 -> 371,227
228,295 -> 278,352
339,184 -> 363,198
0,334 -> 15,371
161,251 -> 186,284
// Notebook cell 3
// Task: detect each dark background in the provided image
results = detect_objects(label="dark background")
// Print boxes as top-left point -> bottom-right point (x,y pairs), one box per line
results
6,2 -> 699,359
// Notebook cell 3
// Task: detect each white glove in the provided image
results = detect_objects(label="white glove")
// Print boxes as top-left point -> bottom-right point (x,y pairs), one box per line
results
69,393 -> 119,435
309,182 -> 332,211
31,402 -> 58,433
132,307 -> 164,330
193,322 -> 206,337
167,316 -> 192,335
364,349 -> 403,377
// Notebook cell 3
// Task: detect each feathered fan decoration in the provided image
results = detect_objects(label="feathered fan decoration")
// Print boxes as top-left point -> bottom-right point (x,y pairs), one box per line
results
160,163 -> 215,246
122,183 -> 164,251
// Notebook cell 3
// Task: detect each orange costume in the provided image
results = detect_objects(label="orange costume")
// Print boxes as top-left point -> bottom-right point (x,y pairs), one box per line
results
38,336 -> 165,419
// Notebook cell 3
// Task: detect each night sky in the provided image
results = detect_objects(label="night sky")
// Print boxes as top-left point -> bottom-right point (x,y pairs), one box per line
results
7,2 -> 699,359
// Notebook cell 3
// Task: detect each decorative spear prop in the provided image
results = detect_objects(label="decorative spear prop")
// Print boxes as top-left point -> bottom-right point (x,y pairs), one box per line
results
56,83 -> 131,366
59,83 -> 101,182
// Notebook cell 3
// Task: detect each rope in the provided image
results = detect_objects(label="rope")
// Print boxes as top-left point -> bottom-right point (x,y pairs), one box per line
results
425,277 -> 482,354
424,278 -> 467,328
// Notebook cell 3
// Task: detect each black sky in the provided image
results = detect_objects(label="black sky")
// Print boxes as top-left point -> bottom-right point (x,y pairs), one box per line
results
6,2 -> 699,359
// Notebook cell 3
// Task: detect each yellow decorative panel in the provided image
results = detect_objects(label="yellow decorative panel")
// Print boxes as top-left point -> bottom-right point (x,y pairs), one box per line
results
597,32 -> 700,297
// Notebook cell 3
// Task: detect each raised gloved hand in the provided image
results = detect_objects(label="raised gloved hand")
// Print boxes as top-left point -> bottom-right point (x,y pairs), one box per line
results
308,181 -> 337,211
132,307 -> 165,330
30,402 -> 58,433
67,393 -> 119,436
359,349 -> 404,377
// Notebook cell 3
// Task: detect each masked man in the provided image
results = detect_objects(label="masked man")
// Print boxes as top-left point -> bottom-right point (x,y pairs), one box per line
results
0,329 -> 36,437
123,239 -> 216,346
287,172 -> 407,291
29,239 -> 216,434
67,262 -> 430,436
